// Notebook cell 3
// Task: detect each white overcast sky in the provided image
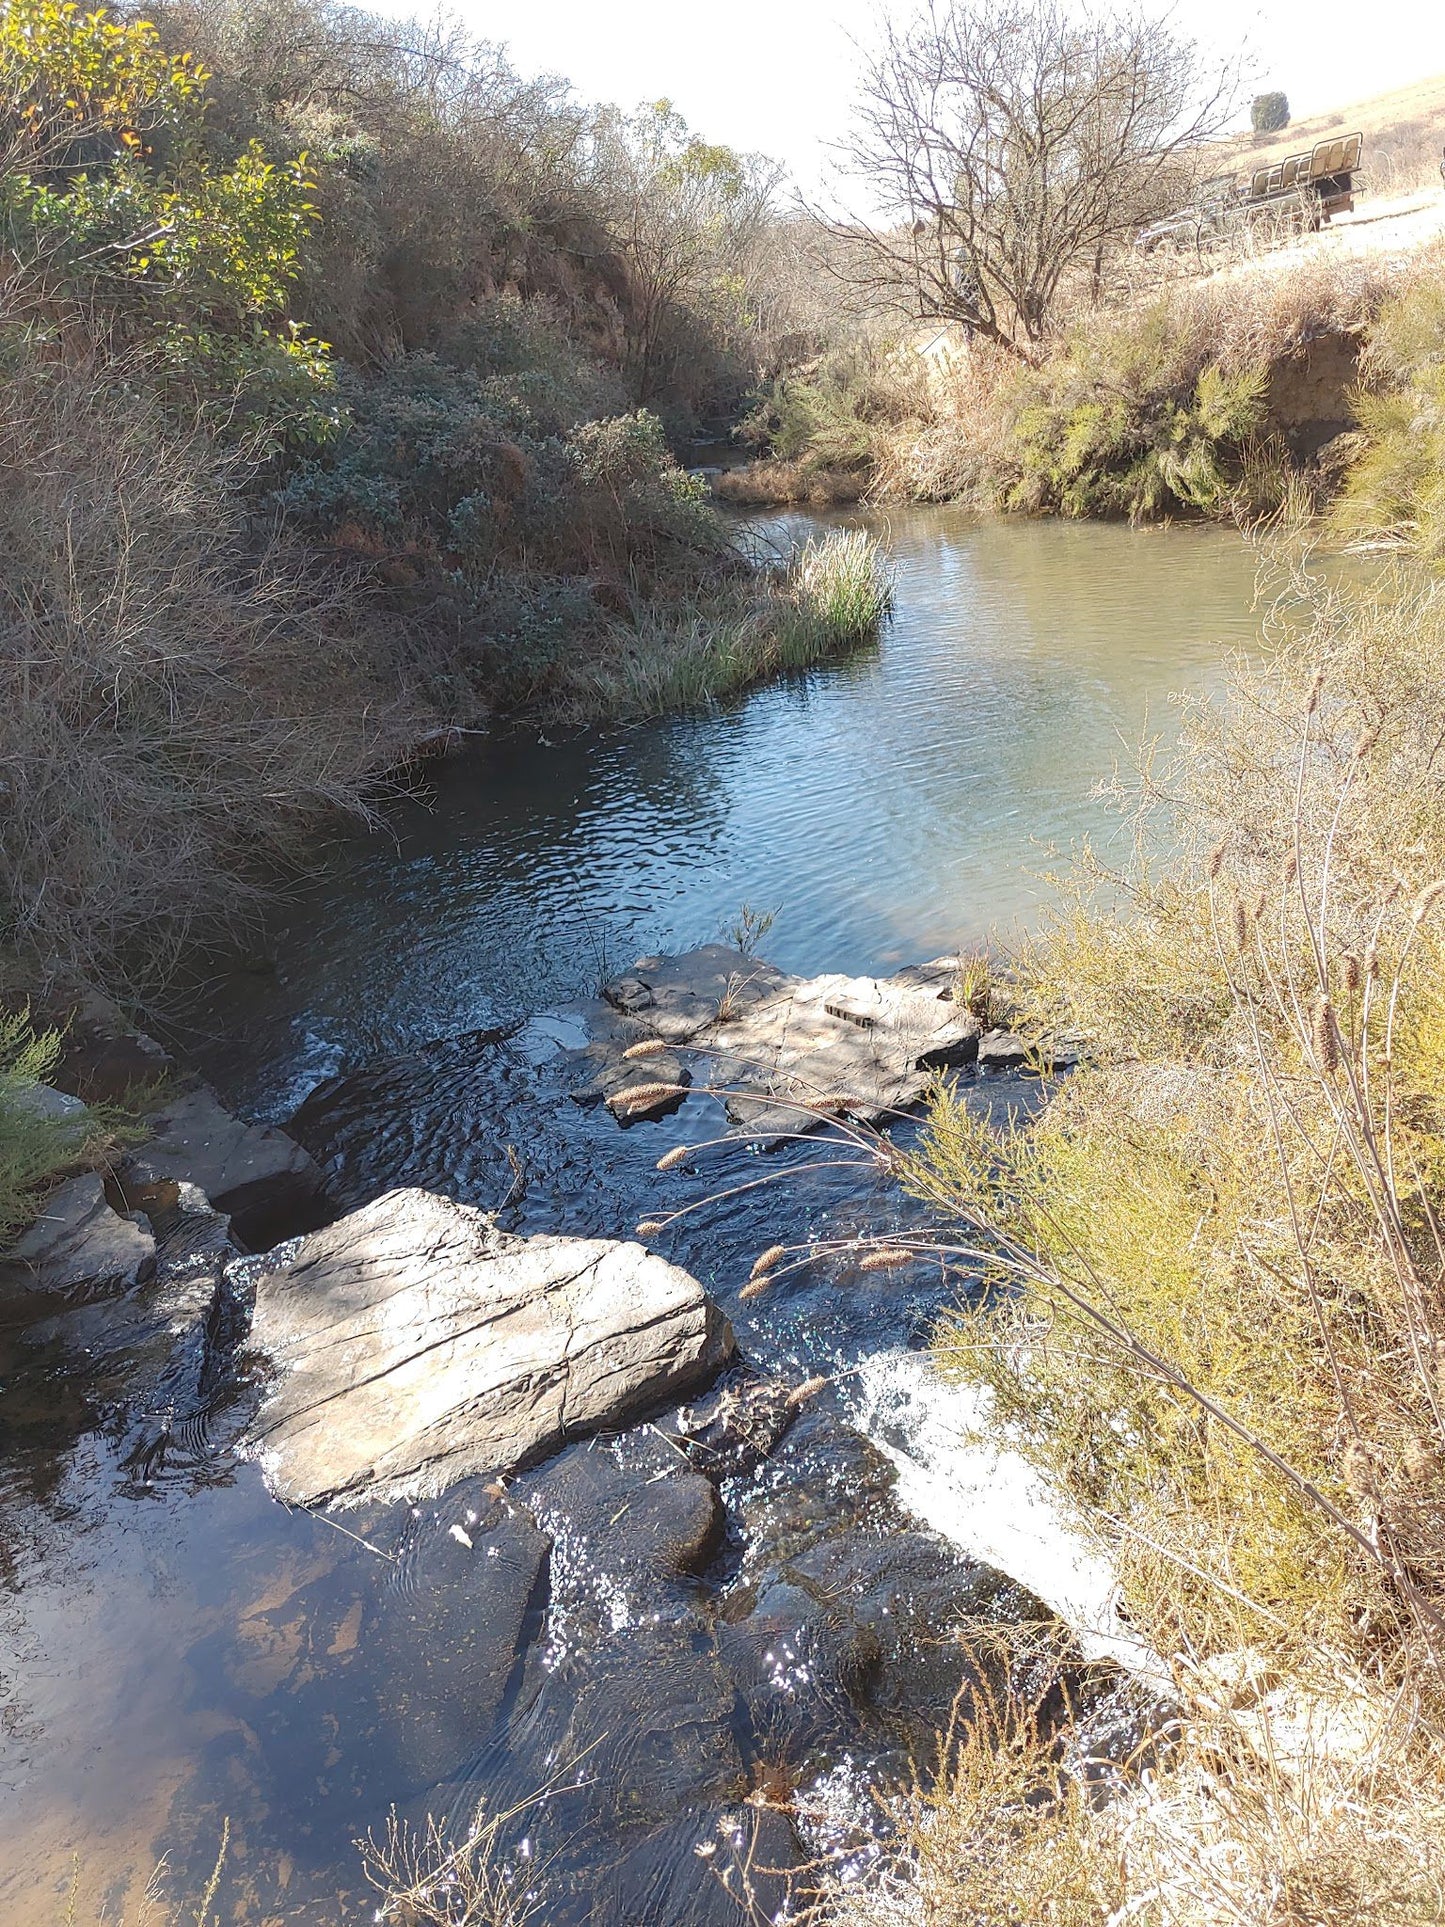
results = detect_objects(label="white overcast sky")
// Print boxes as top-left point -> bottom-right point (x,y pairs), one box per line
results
411,0 -> 1445,195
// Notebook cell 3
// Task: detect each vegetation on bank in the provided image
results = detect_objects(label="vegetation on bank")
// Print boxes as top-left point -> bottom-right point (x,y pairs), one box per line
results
735,247 -> 1428,524
0,0 -> 879,998
0,1010 -> 76,1247
847,430 -> 1445,1923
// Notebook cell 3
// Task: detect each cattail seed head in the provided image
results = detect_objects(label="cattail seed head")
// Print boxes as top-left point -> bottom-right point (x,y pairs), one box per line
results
615,1080 -> 683,1109
1306,668 -> 1324,715
858,1246 -> 916,1272
1342,953 -> 1362,994
1207,841 -> 1226,881
622,1037 -> 669,1061
750,1243 -> 788,1281
785,1375 -> 830,1409
1352,726 -> 1378,763
656,1144 -> 692,1171
1251,889 -> 1267,923
739,1275 -> 772,1302
1412,879 -> 1445,926
1281,850 -> 1299,886
1401,1437 -> 1440,1488
635,1219 -> 666,1237
1364,938 -> 1380,980
1230,896 -> 1248,953
1313,995 -> 1340,1075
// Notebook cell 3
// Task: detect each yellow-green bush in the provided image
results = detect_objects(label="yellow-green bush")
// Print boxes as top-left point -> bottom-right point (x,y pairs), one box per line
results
1334,263 -> 1445,562
910,563 -> 1445,1668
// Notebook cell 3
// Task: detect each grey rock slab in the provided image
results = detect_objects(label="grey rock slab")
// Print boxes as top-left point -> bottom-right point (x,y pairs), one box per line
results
603,945 -> 792,1046
117,1087 -> 324,1247
711,969 -> 980,1133
0,1173 -> 155,1298
978,1029 -> 1033,1069
244,1187 -> 735,1507
11,1083 -> 89,1127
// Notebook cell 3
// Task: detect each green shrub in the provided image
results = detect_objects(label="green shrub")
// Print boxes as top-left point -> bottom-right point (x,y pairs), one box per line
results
910,566 -> 1445,1668
1334,267 -> 1445,562
1005,308 -> 1278,521
0,1009 -> 77,1249
743,342 -> 924,478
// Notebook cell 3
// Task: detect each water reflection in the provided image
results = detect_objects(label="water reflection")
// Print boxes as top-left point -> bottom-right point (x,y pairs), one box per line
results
174,511 -> 1261,1116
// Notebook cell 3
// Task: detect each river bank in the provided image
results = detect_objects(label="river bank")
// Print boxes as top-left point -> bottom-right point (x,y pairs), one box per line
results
0,510 -> 1256,1923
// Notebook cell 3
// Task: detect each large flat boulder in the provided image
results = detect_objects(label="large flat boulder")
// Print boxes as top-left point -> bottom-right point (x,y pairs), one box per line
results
244,1188 -> 734,1507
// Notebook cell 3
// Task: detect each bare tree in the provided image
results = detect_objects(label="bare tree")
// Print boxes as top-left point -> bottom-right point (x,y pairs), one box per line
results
593,102 -> 782,405
829,0 -> 1243,354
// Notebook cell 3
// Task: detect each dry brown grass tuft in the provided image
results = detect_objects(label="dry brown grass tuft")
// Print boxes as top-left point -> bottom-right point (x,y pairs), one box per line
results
0,350 -> 418,995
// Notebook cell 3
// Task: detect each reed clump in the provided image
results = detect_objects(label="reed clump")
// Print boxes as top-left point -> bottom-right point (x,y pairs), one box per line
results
555,529 -> 892,719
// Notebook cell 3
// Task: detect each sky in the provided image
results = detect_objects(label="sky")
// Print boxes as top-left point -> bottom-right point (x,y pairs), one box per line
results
400,0 -> 1445,198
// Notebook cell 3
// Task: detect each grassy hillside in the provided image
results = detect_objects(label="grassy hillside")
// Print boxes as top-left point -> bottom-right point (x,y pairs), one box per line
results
1222,73 -> 1445,194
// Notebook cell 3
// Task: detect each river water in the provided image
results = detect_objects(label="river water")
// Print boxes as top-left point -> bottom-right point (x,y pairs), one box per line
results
0,510 -> 1263,1925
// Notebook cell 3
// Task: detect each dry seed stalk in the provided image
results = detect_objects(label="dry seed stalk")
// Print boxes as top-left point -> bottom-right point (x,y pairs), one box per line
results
749,1243 -> 788,1281
785,1375 -> 830,1408
616,1081 -> 683,1109
1313,995 -> 1340,1075
858,1246 -> 916,1272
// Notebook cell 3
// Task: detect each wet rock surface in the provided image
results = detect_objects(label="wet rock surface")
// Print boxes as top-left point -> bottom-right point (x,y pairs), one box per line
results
244,1187 -> 736,1507
116,1085 -> 326,1248
591,945 -> 982,1143
0,1174 -> 155,1299
0,950 -> 1086,1927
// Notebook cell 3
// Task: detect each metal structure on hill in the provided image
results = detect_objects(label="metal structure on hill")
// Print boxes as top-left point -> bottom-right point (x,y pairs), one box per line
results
1136,130 -> 1363,256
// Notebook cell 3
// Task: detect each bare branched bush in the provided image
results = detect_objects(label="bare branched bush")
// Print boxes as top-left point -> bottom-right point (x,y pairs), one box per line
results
828,0 -> 1242,353
0,350 -> 417,993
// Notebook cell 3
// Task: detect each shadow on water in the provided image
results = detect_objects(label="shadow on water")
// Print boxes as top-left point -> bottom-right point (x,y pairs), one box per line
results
0,510 -> 1262,1923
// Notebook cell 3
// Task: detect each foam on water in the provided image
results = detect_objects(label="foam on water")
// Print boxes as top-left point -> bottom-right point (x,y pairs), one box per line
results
847,1348 -> 1166,1681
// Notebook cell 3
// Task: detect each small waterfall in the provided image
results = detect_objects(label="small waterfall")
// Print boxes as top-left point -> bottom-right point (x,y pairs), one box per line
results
845,1348 -> 1165,1682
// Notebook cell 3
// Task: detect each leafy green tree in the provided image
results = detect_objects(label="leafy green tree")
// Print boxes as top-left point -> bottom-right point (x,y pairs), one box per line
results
1251,90 -> 1290,137
595,101 -> 779,407
0,0 -> 333,449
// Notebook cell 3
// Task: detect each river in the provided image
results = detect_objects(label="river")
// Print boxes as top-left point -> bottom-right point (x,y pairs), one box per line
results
0,510 -> 1262,1925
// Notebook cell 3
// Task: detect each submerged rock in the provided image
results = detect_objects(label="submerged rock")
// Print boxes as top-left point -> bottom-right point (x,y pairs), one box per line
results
0,1173 -> 155,1298
244,1187 -> 735,1507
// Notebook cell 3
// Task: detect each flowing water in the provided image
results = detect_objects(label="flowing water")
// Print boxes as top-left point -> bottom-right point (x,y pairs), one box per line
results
0,510 -> 1263,1925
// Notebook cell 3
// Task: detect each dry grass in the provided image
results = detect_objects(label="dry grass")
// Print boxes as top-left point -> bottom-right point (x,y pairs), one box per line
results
0,349 -> 419,996
715,460 -> 870,507
359,1801 -> 543,1926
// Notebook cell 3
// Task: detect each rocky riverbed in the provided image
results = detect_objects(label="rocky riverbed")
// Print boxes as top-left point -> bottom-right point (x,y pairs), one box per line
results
1,951 -> 1131,1924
